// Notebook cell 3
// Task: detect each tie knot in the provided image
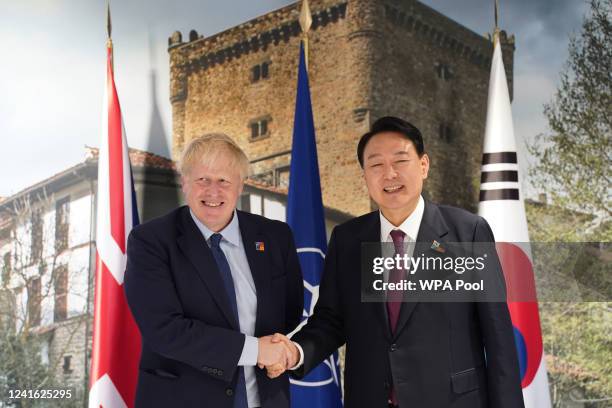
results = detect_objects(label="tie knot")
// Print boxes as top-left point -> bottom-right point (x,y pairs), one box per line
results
390,229 -> 406,243
389,229 -> 406,253
210,233 -> 223,249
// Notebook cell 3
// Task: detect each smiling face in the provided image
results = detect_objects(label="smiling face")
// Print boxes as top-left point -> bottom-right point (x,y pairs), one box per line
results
362,131 -> 429,226
181,153 -> 244,232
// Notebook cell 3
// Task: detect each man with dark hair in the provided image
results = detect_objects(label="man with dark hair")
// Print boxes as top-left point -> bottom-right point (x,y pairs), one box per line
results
267,117 -> 524,407
356,116 -> 425,166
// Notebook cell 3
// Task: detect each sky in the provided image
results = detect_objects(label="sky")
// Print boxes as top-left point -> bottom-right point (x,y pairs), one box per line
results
0,0 -> 589,198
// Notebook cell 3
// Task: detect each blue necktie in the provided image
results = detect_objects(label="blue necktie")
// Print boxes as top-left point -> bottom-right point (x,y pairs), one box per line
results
210,233 -> 248,408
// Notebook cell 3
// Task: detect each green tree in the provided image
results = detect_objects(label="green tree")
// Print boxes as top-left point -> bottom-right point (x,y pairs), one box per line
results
528,0 -> 611,241
527,1 -> 612,406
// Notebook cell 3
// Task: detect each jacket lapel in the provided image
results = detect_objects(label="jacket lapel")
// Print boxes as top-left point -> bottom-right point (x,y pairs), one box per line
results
357,212 -> 393,340
392,200 -> 449,340
176,207 -> 239,330
236,211 -> 270,337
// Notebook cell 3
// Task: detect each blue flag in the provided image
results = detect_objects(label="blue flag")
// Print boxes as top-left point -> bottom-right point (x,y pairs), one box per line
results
287,42 -> 343,408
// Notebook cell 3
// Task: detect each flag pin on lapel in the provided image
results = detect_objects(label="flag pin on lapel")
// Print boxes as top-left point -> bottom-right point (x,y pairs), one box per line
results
431,240 -> 445,253
255,242 -> 265,252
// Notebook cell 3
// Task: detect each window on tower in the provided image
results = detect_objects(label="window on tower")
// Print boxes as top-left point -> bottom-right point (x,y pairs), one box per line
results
251,61 -> 271,82
436,63 -> 452,80
249,116 -> 271,141
439,123 -> 453,143
252,65 -> 261,82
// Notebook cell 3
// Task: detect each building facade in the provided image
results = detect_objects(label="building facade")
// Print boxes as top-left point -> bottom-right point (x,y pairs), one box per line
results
168,0 -> 515,215
0,148 -> 180,404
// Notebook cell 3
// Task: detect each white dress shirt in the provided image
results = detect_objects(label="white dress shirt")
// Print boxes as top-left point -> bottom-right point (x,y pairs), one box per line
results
190,210 -> 260,408
380,195 -> 424,244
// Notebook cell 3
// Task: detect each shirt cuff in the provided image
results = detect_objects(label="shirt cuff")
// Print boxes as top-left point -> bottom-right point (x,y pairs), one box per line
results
238,335 -> 259,366
289,341 -> 304,370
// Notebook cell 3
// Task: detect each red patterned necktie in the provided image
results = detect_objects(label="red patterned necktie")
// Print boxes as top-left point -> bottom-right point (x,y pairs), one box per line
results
387,229 -> 406,334
387,229 -> 406,407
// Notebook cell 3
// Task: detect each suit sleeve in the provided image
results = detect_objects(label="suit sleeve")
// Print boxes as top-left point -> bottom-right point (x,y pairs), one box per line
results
124,227 -> 245,383
291,227 -> 346,378
474,217 -> 525,408
283,224 -> 304,333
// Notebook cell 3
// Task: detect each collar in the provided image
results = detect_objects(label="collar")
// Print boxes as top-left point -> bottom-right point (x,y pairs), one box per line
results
379,195 -> 425,242
189,209 -> 241,247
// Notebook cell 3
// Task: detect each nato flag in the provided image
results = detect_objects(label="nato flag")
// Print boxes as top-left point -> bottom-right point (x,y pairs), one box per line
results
286,42 -> 343,408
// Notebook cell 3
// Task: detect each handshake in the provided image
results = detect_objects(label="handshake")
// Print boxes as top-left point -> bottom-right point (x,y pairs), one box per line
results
256,333 -> 300,378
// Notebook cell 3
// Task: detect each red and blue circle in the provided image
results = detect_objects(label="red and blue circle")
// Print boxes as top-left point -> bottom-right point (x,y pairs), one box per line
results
496,243 -> 544,388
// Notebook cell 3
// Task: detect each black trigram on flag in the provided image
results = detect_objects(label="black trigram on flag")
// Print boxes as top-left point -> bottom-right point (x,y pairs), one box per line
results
479,151 -> 520,201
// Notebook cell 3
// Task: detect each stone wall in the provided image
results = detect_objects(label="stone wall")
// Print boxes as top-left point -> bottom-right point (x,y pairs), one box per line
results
46,316 -> 90,401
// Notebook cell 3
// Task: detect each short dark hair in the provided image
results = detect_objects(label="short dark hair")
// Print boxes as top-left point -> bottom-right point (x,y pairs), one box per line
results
357,116 -> 425,168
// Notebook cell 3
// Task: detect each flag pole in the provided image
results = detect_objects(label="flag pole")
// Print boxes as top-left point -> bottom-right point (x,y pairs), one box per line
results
106,1 -> 113,68
299,0 -> 312,70
493,0 -> 500,44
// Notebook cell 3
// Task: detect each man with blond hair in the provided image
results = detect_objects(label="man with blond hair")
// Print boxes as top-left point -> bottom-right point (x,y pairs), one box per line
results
124,134 -> 304,408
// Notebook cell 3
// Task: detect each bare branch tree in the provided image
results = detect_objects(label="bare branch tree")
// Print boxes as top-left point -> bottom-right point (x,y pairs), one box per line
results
0,191 -> 90,407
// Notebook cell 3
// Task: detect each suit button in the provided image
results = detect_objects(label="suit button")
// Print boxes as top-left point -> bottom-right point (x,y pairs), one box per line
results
225,388 -> 234,397
211,368 -> 218,374
390,343 -> 397,352
218,370 -> 224,376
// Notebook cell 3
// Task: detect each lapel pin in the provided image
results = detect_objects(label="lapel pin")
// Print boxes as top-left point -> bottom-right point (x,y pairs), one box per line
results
255,242 -> 265,252
431,240 -> 445,253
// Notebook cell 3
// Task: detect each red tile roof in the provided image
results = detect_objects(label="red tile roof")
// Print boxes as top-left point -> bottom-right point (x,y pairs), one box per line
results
85,146 -> 176,170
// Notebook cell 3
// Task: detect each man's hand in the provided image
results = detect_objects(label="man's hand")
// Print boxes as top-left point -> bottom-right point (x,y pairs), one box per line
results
265,333 -> 299,379
257,335 -> 289,370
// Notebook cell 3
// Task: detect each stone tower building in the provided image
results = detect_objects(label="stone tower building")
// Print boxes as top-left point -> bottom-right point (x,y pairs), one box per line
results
168,0 -> 515,215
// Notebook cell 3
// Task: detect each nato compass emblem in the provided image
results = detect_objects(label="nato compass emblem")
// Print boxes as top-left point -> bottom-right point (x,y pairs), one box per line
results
289,247 -> 341,389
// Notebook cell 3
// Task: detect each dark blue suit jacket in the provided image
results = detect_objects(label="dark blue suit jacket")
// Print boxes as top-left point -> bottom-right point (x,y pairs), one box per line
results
124,207 -> 303,408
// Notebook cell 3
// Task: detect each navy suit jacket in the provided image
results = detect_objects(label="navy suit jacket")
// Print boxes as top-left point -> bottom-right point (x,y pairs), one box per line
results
291,201 -> 524,408
124,207 -> 303,408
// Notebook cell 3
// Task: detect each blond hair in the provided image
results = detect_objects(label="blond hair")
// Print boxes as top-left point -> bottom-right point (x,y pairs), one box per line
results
179,133 -> 249,179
